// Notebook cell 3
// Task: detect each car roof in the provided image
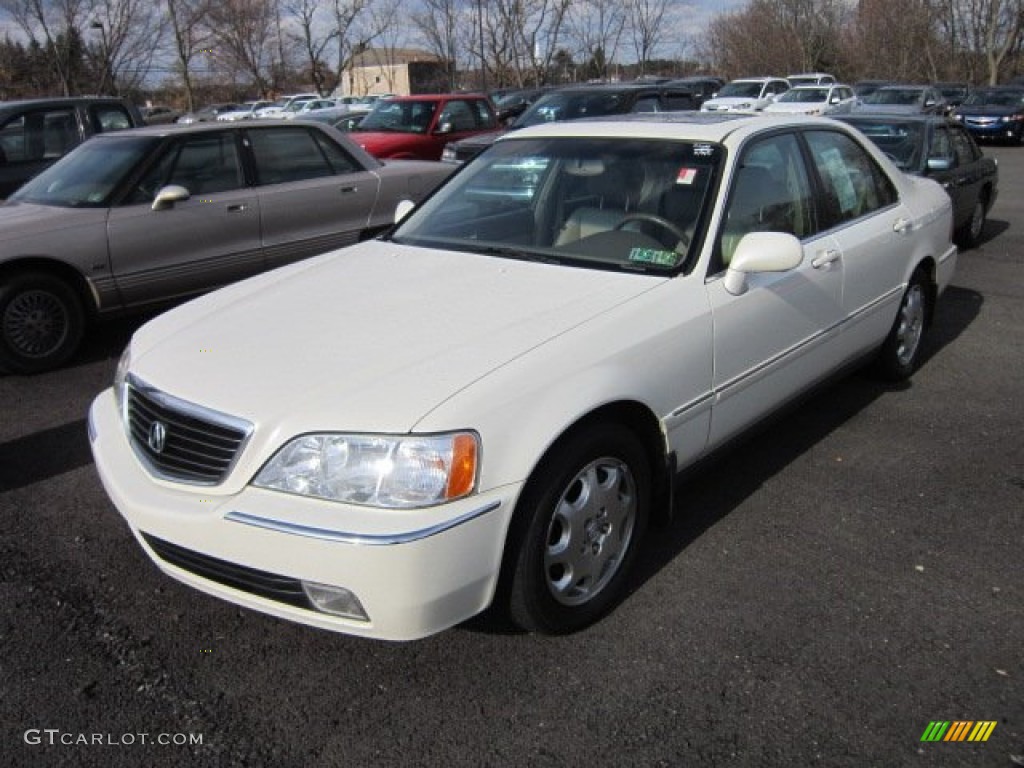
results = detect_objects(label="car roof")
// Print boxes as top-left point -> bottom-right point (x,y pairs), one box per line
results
382,93 -> 489,101
498,112 -> 845,146
838,113 -> 949,124
90,118 -> 342,138
0,96 -> 130,111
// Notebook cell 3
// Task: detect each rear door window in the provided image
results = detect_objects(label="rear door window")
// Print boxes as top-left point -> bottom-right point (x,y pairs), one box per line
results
0,108 -> 79,163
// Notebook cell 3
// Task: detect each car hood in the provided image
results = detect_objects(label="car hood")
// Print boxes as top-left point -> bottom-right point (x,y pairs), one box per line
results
702,97 -> 764,109
0,200 -> 103,240
129,240 -> 664,435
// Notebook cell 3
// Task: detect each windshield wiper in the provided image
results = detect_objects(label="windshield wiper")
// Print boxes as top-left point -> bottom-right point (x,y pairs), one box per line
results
475,244 -> 561,265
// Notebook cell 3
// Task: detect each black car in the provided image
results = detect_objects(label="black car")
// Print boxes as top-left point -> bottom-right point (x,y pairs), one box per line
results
661,76 -> 725,109
950,86 -> 1024,144
490,87 -> 553,123
442,82 -> 700,164
837,113 -> 997,247
0,97 -> 144,198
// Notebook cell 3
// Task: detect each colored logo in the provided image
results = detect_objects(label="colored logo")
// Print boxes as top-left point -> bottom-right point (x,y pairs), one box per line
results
921,721 -> 997,742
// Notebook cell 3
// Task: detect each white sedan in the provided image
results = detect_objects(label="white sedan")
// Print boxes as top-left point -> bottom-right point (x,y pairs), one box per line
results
89,114 -> 957,641
763,84 -> 857,115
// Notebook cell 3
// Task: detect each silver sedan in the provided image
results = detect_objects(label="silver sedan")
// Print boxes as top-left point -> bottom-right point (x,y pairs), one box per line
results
0,121 -> 452,373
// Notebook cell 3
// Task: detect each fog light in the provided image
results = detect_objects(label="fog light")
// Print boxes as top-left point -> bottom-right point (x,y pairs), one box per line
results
302,581 -> 369,621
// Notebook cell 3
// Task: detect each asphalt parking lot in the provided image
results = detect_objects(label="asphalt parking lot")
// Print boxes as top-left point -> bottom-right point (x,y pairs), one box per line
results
1,144 -> 1021,768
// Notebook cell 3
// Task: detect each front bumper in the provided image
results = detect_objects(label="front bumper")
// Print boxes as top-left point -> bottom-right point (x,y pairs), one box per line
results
960,117 -> 1020,140
88,390 -> 522,641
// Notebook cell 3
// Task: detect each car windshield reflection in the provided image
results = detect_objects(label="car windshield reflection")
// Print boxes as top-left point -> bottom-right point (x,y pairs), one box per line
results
10,136 -> 158,208
390,136 -> 722,274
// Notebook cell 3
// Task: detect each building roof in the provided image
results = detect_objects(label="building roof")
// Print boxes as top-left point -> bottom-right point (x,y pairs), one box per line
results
351,48 -> 442,68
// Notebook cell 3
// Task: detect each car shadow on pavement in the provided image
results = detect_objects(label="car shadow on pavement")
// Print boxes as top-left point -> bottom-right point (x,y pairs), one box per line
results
463,285 -> 982,636
975,217 -> 1008,247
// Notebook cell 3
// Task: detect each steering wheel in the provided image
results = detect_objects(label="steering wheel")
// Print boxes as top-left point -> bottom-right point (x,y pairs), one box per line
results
614,212 -> 690,249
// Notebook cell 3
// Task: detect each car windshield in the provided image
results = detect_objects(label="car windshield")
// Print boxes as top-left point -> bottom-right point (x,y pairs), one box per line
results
515,92 -> 631,127
389,136 -> 722,274
864,88 -> 922,105
780,88 -> 829,103
10,135 -> 157,208
963,89 -> 1024,107
717,82 -> 764,98
843,120 -> 925,170
355,100 -> 438,132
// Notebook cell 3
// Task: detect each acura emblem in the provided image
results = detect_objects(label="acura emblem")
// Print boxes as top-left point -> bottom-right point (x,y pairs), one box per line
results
147,421 -> 167,454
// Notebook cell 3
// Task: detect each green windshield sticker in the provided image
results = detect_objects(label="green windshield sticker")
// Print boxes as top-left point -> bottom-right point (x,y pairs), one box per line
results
628,248 -> 676,266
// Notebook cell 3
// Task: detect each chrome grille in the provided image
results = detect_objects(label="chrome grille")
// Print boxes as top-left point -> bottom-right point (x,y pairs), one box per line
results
126,376 -> 252,485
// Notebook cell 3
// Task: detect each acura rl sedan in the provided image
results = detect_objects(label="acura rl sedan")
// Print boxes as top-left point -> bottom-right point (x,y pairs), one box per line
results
0,121 -> 452,373
89,113 -> 957,641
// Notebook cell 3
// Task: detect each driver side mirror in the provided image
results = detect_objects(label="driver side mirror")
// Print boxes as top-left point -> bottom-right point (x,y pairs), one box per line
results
926,156 -> 954,172
394,199 -> 415,223
151,184 -> 190,211
723,232 -> 803,295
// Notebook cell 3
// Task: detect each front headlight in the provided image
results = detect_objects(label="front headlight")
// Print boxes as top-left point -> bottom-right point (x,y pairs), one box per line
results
253,432 -> 479,508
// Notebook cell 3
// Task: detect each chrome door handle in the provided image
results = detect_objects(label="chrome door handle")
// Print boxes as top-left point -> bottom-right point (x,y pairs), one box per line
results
227,203 -> 248,212
893,217 -> 913,234
811,249 -> 841,269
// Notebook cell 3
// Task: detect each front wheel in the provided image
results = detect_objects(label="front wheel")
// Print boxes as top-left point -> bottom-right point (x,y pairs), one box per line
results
0,272 -> 85,374
874,267 -> 930,382
507,424 -> 651,634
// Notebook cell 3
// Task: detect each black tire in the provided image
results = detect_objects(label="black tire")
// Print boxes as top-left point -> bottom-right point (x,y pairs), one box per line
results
955,196 -> 987,249
0,272 -> 85,374
507,423 -> 651,634
875,267 -> 930,382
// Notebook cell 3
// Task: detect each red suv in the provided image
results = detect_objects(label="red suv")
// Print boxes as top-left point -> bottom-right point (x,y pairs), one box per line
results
349,94 -> 500,160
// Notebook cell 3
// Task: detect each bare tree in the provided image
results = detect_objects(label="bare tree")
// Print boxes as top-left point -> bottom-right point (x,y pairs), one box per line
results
504,0 -> 571,86
165,0 -> 211,110
627,0 -> 671,76
564,0 -> 626,80
87,0 -> 165,94
0,0 -> 92,94
955,0 -> 1024,83
362,0 -> 408,93
412,0 -> 462,90
205,0 -> 280,95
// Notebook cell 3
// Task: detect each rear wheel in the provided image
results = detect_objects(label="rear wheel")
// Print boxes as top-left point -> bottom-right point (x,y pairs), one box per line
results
507,424 -> 651,634
875,267 -> 930,382
0,272 -> 85,374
